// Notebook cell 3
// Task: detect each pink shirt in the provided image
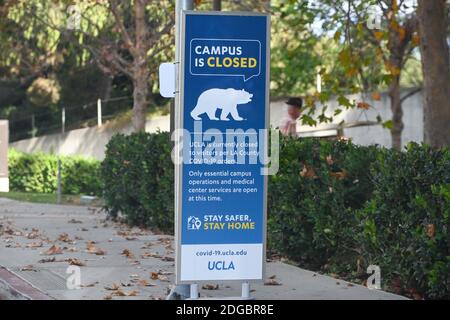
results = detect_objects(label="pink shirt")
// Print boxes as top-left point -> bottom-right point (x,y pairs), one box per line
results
280,117 -> 298,137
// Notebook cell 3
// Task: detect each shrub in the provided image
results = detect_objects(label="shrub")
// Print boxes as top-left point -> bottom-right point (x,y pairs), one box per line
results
8,149 -> 102,196
358,143 -> 450,299
268,137 -> 379,272
100,132 -> 450,299
101,132 -> 174,232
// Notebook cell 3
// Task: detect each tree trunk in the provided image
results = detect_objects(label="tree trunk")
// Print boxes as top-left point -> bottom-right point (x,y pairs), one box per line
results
132,68 -> 149,132
132,0 -> 149,132
213,0 -> 221,11
389,75 -> 404,151
418,0 -> 450,148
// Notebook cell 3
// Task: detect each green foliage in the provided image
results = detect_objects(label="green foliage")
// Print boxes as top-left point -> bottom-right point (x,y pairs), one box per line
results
8,149 -> 101,196
268,137 -> 379,271
101,132 -> 174,233
100,132 -> 450,299
358,143 -> 450,299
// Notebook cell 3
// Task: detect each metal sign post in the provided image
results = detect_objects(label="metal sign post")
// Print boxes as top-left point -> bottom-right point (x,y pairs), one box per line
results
175,11 -> 270,298
0,120 -> 8,192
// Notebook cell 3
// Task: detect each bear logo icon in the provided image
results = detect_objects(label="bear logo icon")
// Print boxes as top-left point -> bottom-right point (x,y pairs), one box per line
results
190,88 -> 253,121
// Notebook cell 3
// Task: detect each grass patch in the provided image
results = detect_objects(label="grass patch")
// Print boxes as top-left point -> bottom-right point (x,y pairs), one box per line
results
0,191 -> 101,206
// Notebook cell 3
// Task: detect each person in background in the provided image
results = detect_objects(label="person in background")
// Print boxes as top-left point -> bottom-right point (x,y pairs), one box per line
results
280,97 -> 302,137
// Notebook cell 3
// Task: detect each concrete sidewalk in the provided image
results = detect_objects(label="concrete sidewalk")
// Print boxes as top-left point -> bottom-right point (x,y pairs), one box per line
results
0,198 -> 407,300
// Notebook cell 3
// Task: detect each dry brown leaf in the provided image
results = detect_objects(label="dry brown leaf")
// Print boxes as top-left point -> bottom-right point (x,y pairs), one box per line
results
372,92 -> 382,101
122,249 -> 134,258
113,289 -> 139,297
38,257 -> 57,263
68,219 -> 83,224
20,265 -> 35,271
81,282 -> 98,288
158,275 -> 170,282
161,256 -> 175,262
58,233 -> 72,243
43,245 -> 63,255
150,272 -> 159,280
426,224 -> 435,238
300,165 -> 317,179
26,242 -> 43,248
202,284 -> 219,290
326,155 -> 334,166
85,241 -> 106,255
330,171 -> 347,180
137,279 -> 156,287
140,252 -> 161,259
357,102 -> 371,110
264,279 -> 282,286
67,258 -> 85,266
104,283 -> 120,291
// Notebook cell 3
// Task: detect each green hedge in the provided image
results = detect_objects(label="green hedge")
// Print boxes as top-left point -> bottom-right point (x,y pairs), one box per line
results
358,144 -> 450,299
268,138 -> 379,271
101,132 -> 174,232
8,149 -> 102,196
101,132 -> 450,299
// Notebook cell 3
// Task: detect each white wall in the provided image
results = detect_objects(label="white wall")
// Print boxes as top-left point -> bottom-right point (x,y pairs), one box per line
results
11,90 -> 423,160
272,89 -> 423,148
11,115 -> 170,160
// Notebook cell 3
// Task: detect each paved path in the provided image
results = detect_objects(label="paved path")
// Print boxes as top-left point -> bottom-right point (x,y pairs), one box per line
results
0,198 -> 407,300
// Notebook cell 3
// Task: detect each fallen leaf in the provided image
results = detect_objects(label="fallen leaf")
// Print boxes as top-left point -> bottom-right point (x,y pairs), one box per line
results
326,155 -> 334,166
122,249 -> 134,258
357,102 -> 371,110
81,282 -> 98,288
161,256 -> 174,262
150,272 -> 159,280
268,275 -> 277,279
85,241 -> 106,255
42,245 -> 63,255
426,224 -> 435,238
58,233 -> 71,243
137,279 -> 156,287
330,171 -> 347,180
372,92 -> 382,101
264,279 -> 282,286
26,242 -> 43,248
25,230 -> 39,239
140,252 -> 161,259
113,289 -> 139,297
20,265 -> 35,271
68,219 -> 83,224
158,275 -> 170,282
300,165 -> 317,179
157,270 -> 173,276
67,258 -> 85,266
202,284 -> 219,290
38,257 -> 56,263
104,283 -> 120,291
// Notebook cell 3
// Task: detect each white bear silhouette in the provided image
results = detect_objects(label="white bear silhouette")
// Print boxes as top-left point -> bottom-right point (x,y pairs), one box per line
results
190,88 -> 253,121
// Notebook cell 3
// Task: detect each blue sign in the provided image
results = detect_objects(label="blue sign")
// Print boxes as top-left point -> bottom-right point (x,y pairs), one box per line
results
177,11 -> 269,282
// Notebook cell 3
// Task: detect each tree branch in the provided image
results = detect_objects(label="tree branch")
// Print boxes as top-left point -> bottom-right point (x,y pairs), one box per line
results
108,0 -> 138,58
400,87 -> 421,103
